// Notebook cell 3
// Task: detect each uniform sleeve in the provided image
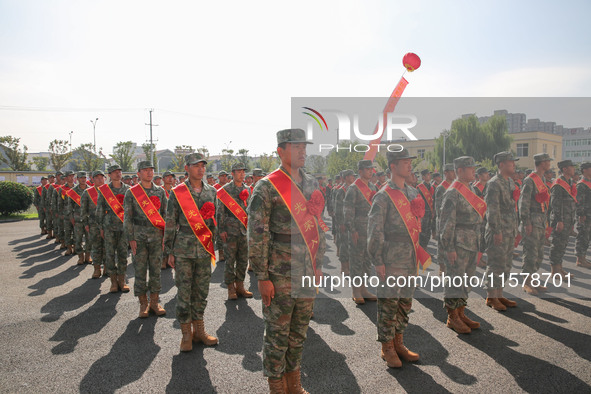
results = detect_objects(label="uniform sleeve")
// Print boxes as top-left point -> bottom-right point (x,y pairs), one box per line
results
335,190 -> 345,225
438,191 -> 457,253
485,182 -> 502,234
247,182 -> 272,281
519,179 -> 534,225
367,193 -> 387,267
342,187 -> 356,229
550,185 -> 564,223
163,192 -> 178,254
96,193 -> 105,230
576,183 -> 586,217
159,189 -> 167,220
123,189 -> 135,242
216,191 -> 226,234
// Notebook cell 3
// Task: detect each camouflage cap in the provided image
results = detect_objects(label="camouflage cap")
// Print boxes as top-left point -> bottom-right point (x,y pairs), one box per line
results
453,156 -> 477,170
335,175 -> 341,180
63,170 -> 75,177
231,162 -> 248,171
185,152 -> 207,166
206,174 -> 213,179
252,168 -> 264,177
162,171 -> 176,178
137,160 -> 154,171
544,169 -> 554,176
557,159 -> 575,169
376,171 -> 385,177
122,175 -> 132,180
276,128 -> 312,145
342,169 -> 355,177
533,153 -> 553,163
218,170 -> 229,176
432,172 -> 441,178
107,164 -> 122,174
443,164 -> 455,172
48,174 -> 55,178
476,167 -> 489,175
76,171 -> 87,178
581,162 -> 591,170
132,174 -> 138,178
357,160 -> 375,170
386,148 -> 417,163
92,170 -> 105,177
420,169 -> 431,176
55,170 -> 64,176
41,176 -> 48,180
494,151 -> 519,164
154,175 -> 162,180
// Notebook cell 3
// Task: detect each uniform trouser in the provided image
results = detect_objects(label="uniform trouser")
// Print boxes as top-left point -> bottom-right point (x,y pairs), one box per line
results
437,240 -> 447,266
73,221 -> 89,254
337,227 -> 349,263
377,262 -> 416,342
89,224 -> 104,266
262,274 -> 314,379
485,232 -> 515,289
46,209 -> 53,231
104,229 -> 128,275
64,217 -> 74,246
349,230 -> 372,279
223,232 -> 248,285
55,213 -> 63,240
521,226 -> 545,274
550,221 -> 574,266
575,219 -> 591,257
175,256 -> 211,323
419,216 -> 432,250
133,238 -> 163,296
444,247 -> 477,309
38,208 -> 46,229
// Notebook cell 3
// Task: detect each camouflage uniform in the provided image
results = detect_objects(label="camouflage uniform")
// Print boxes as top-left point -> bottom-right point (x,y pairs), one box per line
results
248,129 -> 325,381
335,172 -> 353,264
43,181 -> 55,234
161,170 -> 175,267
434,166 -> 454,268
66,180 -> 90,255
575,166 -> 591,258
34,180 -> 46,231
96,179 -> 130,276
51,181 -> 65,242
417,180 -> 435,250
123,176 -> 167,297
81,181 -> 104,269
549,172 -> 576,267
473,170 -> 488,255
60,176 -> 76,248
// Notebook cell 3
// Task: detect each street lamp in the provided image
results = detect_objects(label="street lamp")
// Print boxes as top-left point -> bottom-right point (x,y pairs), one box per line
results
90,118 -> 99,152
442,130 -> 450,170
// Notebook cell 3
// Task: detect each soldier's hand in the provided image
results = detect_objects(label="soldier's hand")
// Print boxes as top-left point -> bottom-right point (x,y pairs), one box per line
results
100,229 -> 104,239
352,231 -> 359,246
220,232 -> 228,242
129,240 -> 137,255
494,233 -> 503,246
70,218 -> 75,226
375,265 -> 386,281
168,255 -> 175,269
525,224 -> 533,236
258,280 -> 275,307
447,251 -> 457,265
580,216 -> 586,224
85,225 -> 89,232
556,222 -> 564,232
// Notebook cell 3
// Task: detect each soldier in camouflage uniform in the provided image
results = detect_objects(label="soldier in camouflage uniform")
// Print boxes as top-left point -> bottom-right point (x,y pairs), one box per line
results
335,170 -> 355,276
60,170 -> 76,255
82,170 -> 106,279
438,157 -> 483,334
484,152 -> 519,311
417,169 -> 435,251
549,160 -> 577,280
160,170 -> 176,270
43,174 -> 56,239
34,176 -> 48,235
434,164 -> 456,275
327,174 -> 341,236
343,160 -> 378,304
164,153 -> 219,352
575,162 -> 591,269
375,171 -> 386,190
248,129 -> 325,393
367,149 -> 421,369
519,153 -> 553,295
473,167 -> 490,266
123,160 -> 167,318
431,172 -> 442,188
96,164 -> 130,293
217,162 -> 253,300
65,172 -> 90,265
51,171 -> 66,247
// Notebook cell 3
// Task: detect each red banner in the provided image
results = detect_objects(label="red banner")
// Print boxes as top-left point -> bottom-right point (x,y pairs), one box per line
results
217,187 -> 248,228
552,178 -> 577,203
353,178 -> 374,205
66,188 -> 82,207
213,183 -> 222,190
417,183 -> 434,213
449,181 -> 487,219
87,187 -> 99,206
98,184 -> 125,223
473,181 -> 485,194
129,185 -> 166,230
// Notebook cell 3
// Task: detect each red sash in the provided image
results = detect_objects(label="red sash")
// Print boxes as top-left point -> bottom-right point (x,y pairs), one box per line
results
383,186 -> 432,273
36,185 -> 43,196
417,183 -> 434,212
164,189 -> 170,199
60,185 -> 71,200
98,184 -> 125,223
129,185 -> 166,230
86,180 -> 94,187
172,183 -> 216,263
213,183 -> 222,190
449,181 -> 487,219
473,181 -> 485,194
440,180 -> 451,190
217,186 -> 248,228
552,178 -> 577,203
44,184 -> 51,190
528,173 -> 550,212
66,188 -> 82,207
266,168 -> 322,271
87,187 -> 99,206
353,178 -> 374,205
577,179 -> 591,192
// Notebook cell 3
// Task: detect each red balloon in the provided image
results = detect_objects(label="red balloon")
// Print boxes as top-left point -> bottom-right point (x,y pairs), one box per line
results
403,53 -> 421,72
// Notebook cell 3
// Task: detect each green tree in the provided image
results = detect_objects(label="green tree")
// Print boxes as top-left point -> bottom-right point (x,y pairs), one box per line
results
32,157 -> 49,171
256,152 -> 279,173
325,141 -> 365,178
110,141 -> 135,172
237,148 -> 250,166
221,148 -> 237,172
170,145 -> 194,172
48,139 -> 72,171
72,143 -> 103,172
374,154 -> 388,172
0,136 -> 30,171
0,182 -> 33,215
142,142 -> 157,166
305,154 -> 326,174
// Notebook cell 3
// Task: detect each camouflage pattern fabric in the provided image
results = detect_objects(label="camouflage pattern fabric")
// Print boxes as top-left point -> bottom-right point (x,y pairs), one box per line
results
549,176 -> 576,266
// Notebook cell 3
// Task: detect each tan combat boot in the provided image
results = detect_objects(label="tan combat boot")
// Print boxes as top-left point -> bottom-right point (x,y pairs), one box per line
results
284,369 -> 308,394
46,230 -> 53,239
138,295 -> 149,318
92,264 -> 102,279
352,286 -> 365,305
227,282 -> 238,300
446,307 -> 471,334
523,277 -> 539,296
380,340 -> 402,368
54,237 -> 61,244
360,284 -> 377,301
192,320 -> 218,346
149,293 -> 166,315
85,252 -> 92,263
235,281 -> 253,298
457,306 -> 480,329
551,263 -> 573,280
439,263 -> 446,276
102,266 -> 109,277
576,256 -> 591,269
498,289 -> 517,308
180,323 -> 192,352
268,377 -> 286,394
117,275 -> 130,293
77,253 -> 85,265
109,274 -> 119,293
394,333 -> 420,361
486,289 -> 507,311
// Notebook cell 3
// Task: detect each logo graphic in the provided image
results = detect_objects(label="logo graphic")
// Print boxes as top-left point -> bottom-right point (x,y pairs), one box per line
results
302,107 -> 328,132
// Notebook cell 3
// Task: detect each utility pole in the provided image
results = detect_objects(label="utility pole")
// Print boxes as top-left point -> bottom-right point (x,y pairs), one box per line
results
69,131 -> 74,152
145,109 -> 159,170
90,118 -> 99,153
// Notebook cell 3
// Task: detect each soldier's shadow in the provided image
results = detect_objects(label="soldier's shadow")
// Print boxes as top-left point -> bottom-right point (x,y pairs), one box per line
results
39,274 -> 102,322
19,245 -> 60,267
166,347 -> 215,394
545,297 -> 591,319
8,234 -> 40,245
312,296 -> 355,336
13,238 -> 52,254
28,262 -> 85,297
159,267 -> 175,295
49,292 -> 120,354
20,255 -> 69,279
79,318 -> 161,393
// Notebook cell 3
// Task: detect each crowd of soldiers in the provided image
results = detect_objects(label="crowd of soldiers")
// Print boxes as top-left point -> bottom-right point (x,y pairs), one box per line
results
28,128 -> 591,393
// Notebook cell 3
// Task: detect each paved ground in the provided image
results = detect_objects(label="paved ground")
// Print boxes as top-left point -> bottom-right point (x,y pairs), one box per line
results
1,219 -> 590,393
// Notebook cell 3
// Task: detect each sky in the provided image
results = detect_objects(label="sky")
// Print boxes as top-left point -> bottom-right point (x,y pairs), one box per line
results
1,0 -> 590,157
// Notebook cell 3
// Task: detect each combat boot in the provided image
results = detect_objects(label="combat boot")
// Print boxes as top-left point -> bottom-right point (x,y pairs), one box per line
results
60,241 -> 67,249
109,274 -> 119,293
54,237 -> 61,244
352,286 -> 365,305
149,293 -> 166,315
138,295 -> 149,318
576,256 -> 591,269
77,253 -> 84,265
92,264 -> 101,279
439,263 -> 446,276
523,277 -> 539,296
41,228 -> 46,235
268,377 -> 286,394
551,263 -> 572,280
180,323 -> 192,352
192,320 -> 218,345
117,274 -> 130,292
227,283 -> 238,300
380,340 -> 402,368
394,333 -> 420,361
85,252 -> 92,263
446,307 -> 471,334
65,244 -> 74,255
457,306 -> 480,329
486,289 -> 506,311
46,230 -> 53,239
360,284 -> 377,301
284,369 -> 308,394
498,289 -> 517,308
218,249 -> 225,261
235,281 -> 253,298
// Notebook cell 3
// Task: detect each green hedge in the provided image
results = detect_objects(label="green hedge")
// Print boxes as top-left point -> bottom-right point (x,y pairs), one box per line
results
0,182 -> 34,216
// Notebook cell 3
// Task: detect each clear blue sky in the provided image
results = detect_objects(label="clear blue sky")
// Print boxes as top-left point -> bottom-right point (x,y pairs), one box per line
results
1,0 -> 590,155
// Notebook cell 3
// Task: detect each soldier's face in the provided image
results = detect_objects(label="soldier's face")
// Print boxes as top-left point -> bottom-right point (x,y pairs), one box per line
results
499,160 -> 516,176
207,177 -> 215,185
164,175 -> 175,186
479,173 -> 490,182
279,143 -> 307,169
219,175 -> 227,183
360,167 -> 373,180
458,167 -> 475,183
378,175 -> 386,183
563,165 -> 575,178
233,169 -> 246,183
422,173 -> 431,182
66,175 -> 75,184
444,170 -> 456,181
139,168 -> 154,182
78,177 -> 86,185
94,175 -> 105,187
538,160 -> 551,172
392,158 -> 412,178
186,162 -> 206,181
583,168 -> 591,179
41,179 -> 48,185
154,178 -> 162,186
49,177 -> 55,183
345,175 -> 356,184
110,170 -> 122,182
